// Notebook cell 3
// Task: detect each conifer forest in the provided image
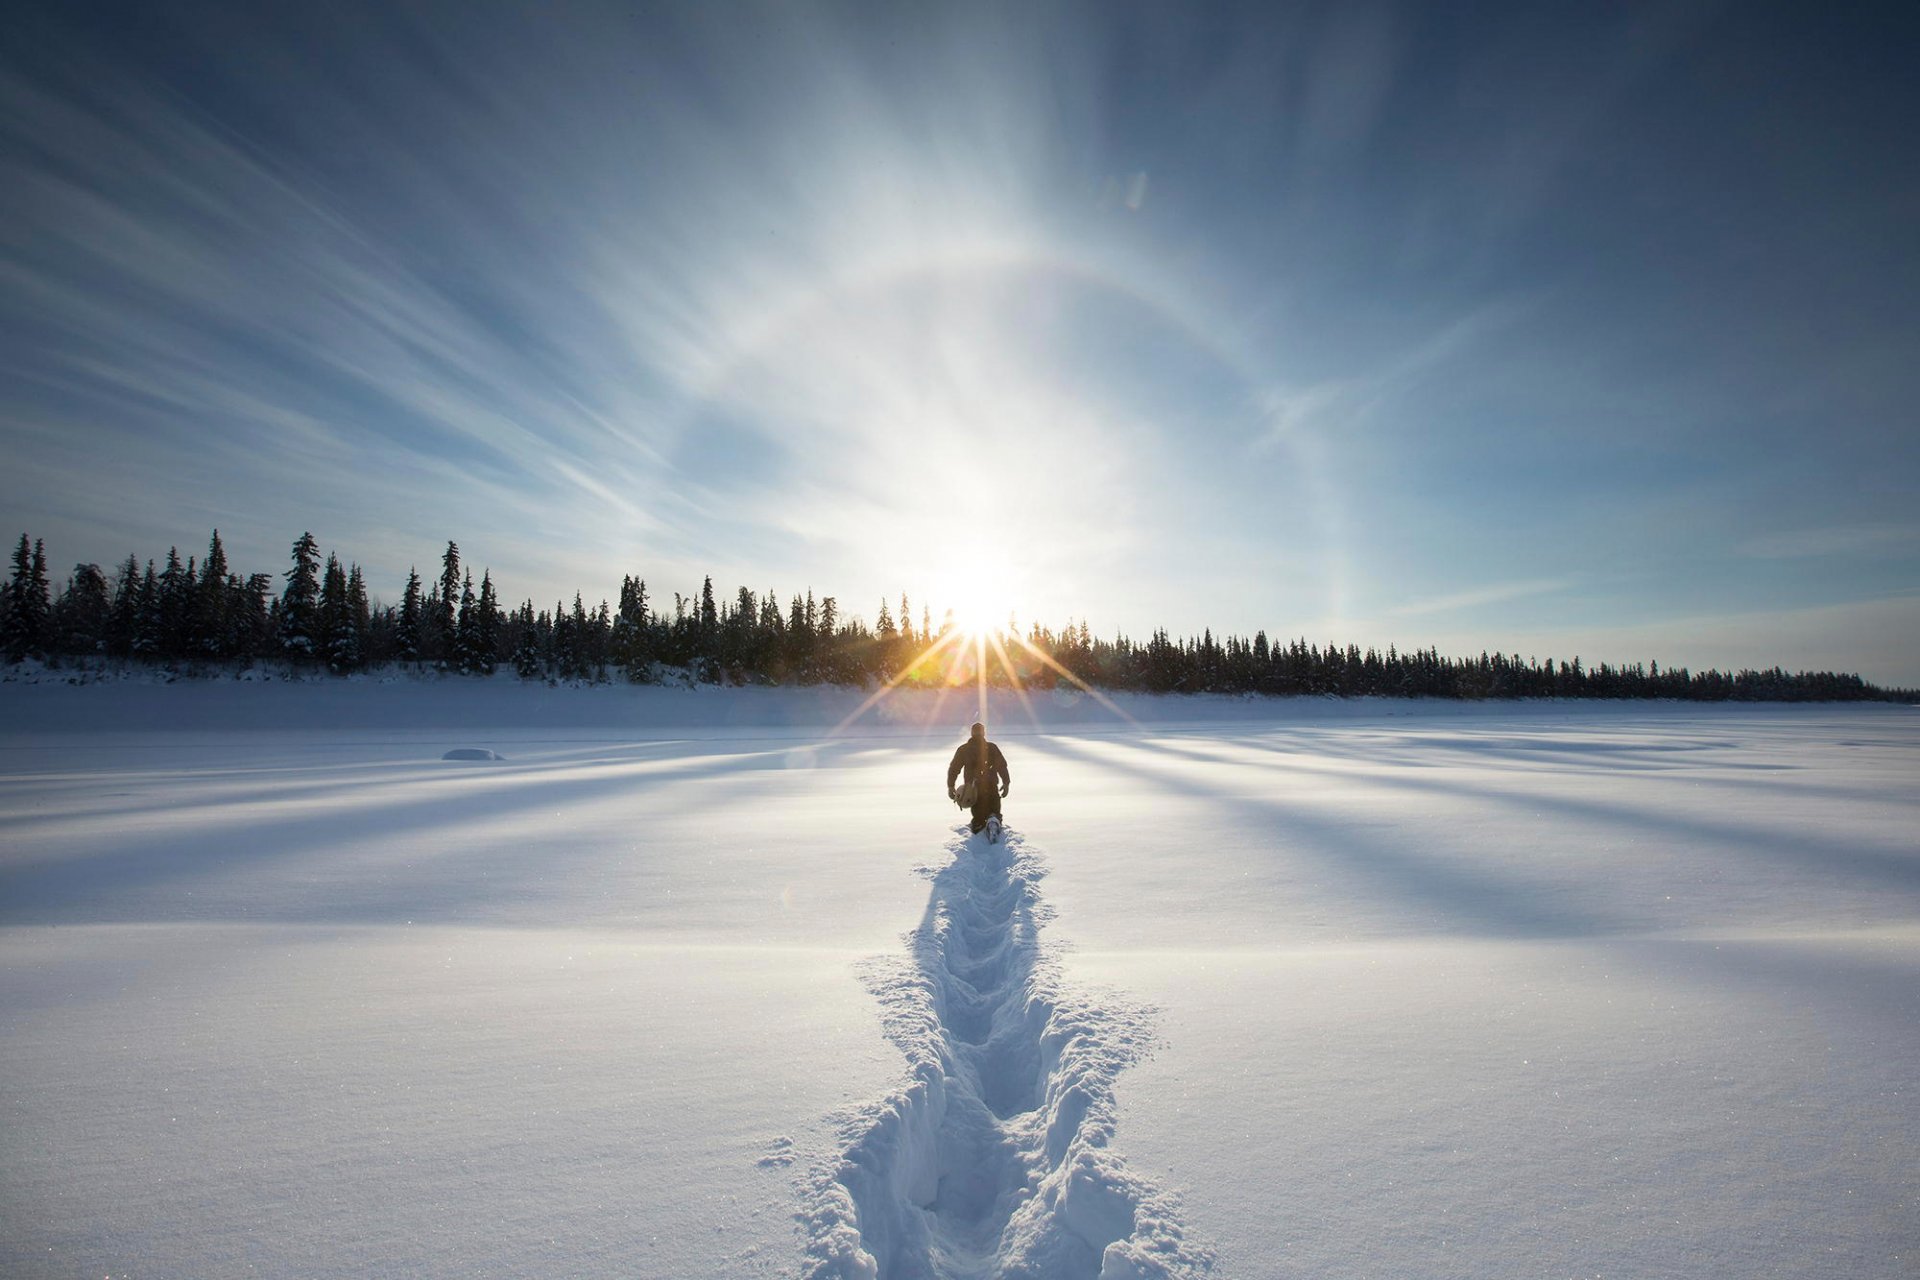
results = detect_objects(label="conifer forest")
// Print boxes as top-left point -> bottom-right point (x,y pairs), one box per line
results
2,530 -> 1909,703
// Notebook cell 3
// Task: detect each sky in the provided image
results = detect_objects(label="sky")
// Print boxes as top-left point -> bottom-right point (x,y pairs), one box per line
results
3,0 -> 1917,684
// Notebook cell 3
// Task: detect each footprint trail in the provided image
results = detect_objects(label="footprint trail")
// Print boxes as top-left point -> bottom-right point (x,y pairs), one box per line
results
804,826 -> 1212,1279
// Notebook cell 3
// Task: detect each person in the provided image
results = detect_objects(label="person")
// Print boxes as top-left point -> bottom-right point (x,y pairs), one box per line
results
946,721 -> 1010,836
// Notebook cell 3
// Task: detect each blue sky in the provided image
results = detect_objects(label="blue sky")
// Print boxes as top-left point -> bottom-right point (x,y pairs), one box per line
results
4,0 -> 1917,682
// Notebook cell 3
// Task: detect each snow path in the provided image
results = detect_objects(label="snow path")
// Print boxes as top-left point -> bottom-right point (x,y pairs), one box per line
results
806,826 -> 1210,1280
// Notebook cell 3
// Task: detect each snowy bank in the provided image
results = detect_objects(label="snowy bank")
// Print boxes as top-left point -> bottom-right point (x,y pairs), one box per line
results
3,670 -> 1910,737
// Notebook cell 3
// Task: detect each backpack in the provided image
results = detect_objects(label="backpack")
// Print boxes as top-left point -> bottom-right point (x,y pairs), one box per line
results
956,737 -> 989,806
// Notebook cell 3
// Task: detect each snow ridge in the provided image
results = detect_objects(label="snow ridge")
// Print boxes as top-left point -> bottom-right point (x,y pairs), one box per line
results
804,827 -> 1212,1280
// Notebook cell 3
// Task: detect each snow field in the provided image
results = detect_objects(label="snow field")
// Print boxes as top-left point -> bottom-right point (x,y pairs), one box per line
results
1,683 -> 1915,1278
1015,713 -> 1920,1277
2,924 -> 897,1276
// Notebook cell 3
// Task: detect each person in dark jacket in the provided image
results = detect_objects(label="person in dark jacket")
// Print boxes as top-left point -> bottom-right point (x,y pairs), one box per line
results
946,721 -> 1010,835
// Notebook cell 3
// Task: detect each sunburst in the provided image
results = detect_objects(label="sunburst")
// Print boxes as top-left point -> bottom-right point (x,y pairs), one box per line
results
829,573 -> 1139,739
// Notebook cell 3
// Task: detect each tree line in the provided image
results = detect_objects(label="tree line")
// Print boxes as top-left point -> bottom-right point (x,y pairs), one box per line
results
2,530 -> 1912,703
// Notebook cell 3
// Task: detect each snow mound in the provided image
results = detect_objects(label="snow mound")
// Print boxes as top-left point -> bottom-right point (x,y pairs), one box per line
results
804,827 -> 1212,1279
440,747 -> 505,761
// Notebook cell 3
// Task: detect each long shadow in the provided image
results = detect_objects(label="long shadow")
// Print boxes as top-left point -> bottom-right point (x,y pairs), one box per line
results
1029,735 -> 1630,939
1228,747 -> 1920,895
1114,728 -> 1920,891
1634,931 -> 1920,1030
0,741 -> 884,925
1029,734 -> 1920,1082
3,739 -> 893,840
1132,723 -> 1909,803
1128,725 -> 1782,777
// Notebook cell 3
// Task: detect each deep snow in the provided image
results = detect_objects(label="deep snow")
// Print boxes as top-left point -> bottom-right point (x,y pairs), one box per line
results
1,682 -> 1915,1278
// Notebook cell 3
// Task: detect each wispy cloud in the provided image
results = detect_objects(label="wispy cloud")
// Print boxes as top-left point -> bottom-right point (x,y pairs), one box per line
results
1387,577 -> 1575,618
1,2 -> 1914,686
1738,524 -> 1920,560
1251,298 -> 1532,452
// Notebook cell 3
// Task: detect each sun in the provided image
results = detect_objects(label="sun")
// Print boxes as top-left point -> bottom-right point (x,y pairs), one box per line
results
941,567 -> 1008,640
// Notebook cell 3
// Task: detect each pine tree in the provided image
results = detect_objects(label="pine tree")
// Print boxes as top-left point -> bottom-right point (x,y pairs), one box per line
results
280,533 -> 321,660
133,561 -> 161,657
615,575 -> 651,680
817,596 -> 839,682
56,563 -> 110,655
195,529 -> 230,658
433,541 -> 460,669
107,555 -> 142,657
397,569 -> 423,664
473,571 -> 500,674
3,535 -> 61,662
201,529 -> 228,583
590,599 -> 612,680
455,570 -> 477,673
346,564 -> 371,667
566,593 -> 590,679
1,534 -> 34,661
727,585 -> 756,675
786,593 -> 809,676
157,547 -> 189,660
512,601 -> 542,678
550,597 -> 577,679
320,553 -> 356,672
699,575 -> 718,655
25,537 -> 50,657
236,574 -> 274,660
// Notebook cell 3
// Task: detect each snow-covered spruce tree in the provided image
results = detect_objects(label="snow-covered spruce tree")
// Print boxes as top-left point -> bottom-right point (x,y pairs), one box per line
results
698,575 -> 718,645
512,601 -> 542,678
280,532 -> 321,663
235,574 -> 275,661
433,542 -> 460,671
55,563 -> 110,656
24,538 -> 52,658
548,599 -> 575,679
346,563 -> 371,667
156,547 -> 190,661
724,585 -> 757,677
107,555 -> 142,657
590,599 -> 612,680
473,571 -> 500,674
614,574 -> 651,682
453,570 -> 476,673
561,593 -> 587,680
193,530 -> 230,659
818,595 -> 839,684
754,591 -> 777,674
219,573 -> 249,660
132,561 -> 160,658
784,593 -> 808,679
396,568 -> 422,665
319,553 -> 352,672
0,533 -> 37,661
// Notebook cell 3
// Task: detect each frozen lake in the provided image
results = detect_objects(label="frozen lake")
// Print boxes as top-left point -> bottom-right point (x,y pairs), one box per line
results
2,683 -> 1916,1278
